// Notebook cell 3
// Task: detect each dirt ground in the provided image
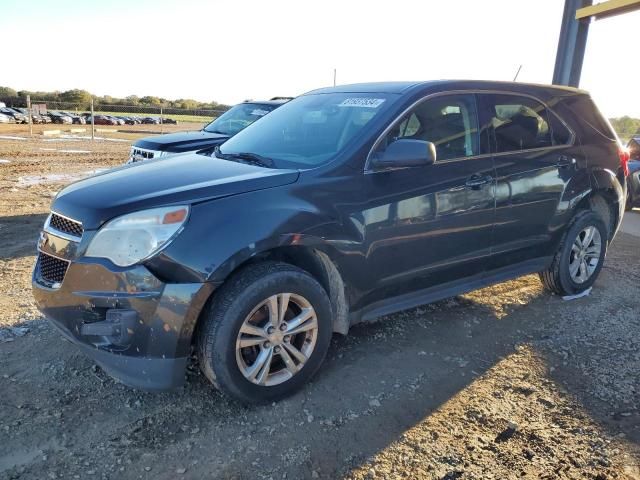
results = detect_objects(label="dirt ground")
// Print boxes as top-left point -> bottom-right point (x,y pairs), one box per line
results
0,125 -> 639,480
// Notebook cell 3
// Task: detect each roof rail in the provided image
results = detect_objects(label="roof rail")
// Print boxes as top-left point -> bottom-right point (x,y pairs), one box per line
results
270,96 -> 294,101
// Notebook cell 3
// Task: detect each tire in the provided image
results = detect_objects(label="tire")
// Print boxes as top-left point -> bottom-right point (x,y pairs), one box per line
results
539,210 -> 608,296
197,262 -> 333,404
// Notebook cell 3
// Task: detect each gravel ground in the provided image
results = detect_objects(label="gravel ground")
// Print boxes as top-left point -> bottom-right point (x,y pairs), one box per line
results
0,129 -> 639,479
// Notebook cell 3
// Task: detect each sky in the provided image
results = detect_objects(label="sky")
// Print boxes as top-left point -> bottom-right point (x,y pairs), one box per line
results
1,0 -> 639,117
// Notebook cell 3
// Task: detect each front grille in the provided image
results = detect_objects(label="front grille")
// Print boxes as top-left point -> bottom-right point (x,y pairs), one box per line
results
130,147 -> 157,161
49,213 -> 83,237
37,252 -> 69,285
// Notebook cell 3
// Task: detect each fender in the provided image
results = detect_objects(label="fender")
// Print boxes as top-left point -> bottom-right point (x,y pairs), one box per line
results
205,233 -> 351,335
589,167 -> 626,237
147,184 -> 361,286
590,167 -> 625,203
543,162 -> 592,253
206,232 -> 344,283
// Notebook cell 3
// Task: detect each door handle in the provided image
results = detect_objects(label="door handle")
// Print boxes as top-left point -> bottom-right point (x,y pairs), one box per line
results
557,155 -> 577,168
465,174 -> 493,188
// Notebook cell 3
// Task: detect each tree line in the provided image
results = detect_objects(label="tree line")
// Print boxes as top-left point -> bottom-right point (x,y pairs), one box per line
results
609,116 -> 640,139
0,86 -> 229,110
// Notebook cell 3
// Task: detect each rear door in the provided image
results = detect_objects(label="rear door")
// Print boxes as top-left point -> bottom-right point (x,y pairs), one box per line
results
478,92 -> 581,270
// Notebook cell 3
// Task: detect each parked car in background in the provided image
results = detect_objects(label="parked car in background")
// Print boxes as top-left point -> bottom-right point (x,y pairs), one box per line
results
0,107 -> 28,123
0,112 -> 14,123
38,112 -> 53,124
162,117 -> 178,124
33,81 -> 626,403
117,116 -> 138,125
104,115 -> 125,126
16,108 -> 45,124
60,112 -> 87,125
91,115 -> 118,126
627,137 -> 640,210
127,98 -> 289,163
47,111 -> 73,125
141,117 -> 160,125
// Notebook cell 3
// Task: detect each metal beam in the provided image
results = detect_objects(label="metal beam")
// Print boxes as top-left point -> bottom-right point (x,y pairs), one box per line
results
553,0 -> 591,87
576,0 -> 640,20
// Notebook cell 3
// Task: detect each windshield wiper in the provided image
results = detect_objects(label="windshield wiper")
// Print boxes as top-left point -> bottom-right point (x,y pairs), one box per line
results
205,129 -> 227,135
214,146 -> 274,168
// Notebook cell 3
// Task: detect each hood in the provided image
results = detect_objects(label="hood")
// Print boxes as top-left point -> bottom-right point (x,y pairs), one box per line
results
52,153 -> 300,229
134,130 -> 230,153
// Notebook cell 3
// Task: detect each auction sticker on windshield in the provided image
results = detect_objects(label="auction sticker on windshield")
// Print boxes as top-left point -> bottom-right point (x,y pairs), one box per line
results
251,109 -> 270,116
338,98 -> 385,108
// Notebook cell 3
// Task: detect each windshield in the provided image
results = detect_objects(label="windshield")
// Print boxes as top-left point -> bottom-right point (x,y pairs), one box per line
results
219,93 -> 394,169
203,103 -> 277,135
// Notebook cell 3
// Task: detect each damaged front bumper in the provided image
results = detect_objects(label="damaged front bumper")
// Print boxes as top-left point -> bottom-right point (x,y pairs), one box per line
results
32,227 -> 215,391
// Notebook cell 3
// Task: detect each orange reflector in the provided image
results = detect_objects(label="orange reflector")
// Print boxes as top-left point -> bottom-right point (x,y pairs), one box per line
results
162,208 -> 188,224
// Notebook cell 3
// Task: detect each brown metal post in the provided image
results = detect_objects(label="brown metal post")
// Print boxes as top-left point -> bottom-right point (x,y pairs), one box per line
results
26,95 -> 33,137
90,98 -> 95,141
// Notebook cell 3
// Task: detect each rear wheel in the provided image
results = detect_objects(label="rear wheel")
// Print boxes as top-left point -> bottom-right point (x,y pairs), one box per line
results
197,262 -> 333,404
539,210 -> 608,296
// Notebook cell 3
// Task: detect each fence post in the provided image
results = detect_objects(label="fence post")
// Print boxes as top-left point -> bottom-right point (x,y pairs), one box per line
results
26,95 -> 33,137
160,107 -> 163,134
90,98 -> 95,141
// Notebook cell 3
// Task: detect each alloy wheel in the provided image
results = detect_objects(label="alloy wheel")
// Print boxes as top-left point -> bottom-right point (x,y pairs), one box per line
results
235,293 -> 318,386
569,225 -> 602,284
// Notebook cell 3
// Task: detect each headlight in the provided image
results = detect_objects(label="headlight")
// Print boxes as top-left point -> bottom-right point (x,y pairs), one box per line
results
85,206 -> 189,267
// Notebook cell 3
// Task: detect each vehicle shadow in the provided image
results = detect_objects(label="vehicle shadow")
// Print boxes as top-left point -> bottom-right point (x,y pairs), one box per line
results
1,237 -> 638,479
0,281 -> 535,478
0,213 -> 47,260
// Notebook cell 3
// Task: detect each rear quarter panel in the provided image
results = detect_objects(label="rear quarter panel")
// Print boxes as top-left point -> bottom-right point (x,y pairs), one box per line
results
555,93 -> 625,233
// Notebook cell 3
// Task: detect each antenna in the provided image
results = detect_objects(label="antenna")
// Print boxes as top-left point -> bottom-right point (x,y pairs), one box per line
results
513,64 -> 523,82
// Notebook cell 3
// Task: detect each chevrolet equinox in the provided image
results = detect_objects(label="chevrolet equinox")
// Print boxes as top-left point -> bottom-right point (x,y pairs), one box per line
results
33,81 -> 629,404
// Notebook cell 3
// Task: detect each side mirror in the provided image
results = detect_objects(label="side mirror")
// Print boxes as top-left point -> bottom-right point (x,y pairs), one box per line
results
371,139 -> 436,170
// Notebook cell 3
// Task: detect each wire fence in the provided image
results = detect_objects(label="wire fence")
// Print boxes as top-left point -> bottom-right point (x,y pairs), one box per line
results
0,96 -> 228,137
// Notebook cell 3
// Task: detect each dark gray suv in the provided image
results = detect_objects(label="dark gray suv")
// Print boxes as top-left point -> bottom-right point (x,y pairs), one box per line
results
33,80 -> 628,403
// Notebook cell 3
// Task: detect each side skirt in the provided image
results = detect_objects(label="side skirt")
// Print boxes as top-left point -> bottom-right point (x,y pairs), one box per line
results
350,256 -> 552,325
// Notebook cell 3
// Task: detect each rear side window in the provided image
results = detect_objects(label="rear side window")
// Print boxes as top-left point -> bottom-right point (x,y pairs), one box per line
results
374,93 -> 479,161
561,94 -> 615,143
548,112 -> 572,145
480,94 -> 572,153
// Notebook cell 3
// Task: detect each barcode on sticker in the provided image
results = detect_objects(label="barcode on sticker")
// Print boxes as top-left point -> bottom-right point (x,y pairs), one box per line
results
338,98 -> 385,108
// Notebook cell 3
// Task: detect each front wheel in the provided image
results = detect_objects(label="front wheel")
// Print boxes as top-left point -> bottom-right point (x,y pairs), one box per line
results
197,262 -> 333,404
539,210 -> 608,296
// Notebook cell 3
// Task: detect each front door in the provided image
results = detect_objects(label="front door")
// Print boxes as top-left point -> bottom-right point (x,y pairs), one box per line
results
356,93 -> 496,307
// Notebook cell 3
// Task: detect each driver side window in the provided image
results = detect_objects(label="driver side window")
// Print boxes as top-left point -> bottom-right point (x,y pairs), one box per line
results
374,94 -> 480,161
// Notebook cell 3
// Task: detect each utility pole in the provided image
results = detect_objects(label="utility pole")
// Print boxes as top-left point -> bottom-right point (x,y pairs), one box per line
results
553,0 -> 590,86
553,0 -> 640,86
333,69 -> 336,87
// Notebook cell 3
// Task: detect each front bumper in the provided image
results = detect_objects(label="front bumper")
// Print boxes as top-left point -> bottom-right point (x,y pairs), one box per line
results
32,229 -> 216,391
